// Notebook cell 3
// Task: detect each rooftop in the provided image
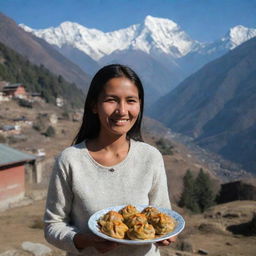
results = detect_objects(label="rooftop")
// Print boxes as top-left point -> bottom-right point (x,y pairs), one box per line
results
3,83 -> 25,89
0,144 -> 36,167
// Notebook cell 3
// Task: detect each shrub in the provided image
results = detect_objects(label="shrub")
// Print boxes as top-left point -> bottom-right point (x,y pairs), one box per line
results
18,98 -> 33,108
155,138 -> 174,155
44,125 -> 55,137
33,114 -> 48,132
61,111 -> 70,120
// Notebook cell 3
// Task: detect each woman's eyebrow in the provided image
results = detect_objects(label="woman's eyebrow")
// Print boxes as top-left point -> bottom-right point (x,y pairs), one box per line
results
103,94 -> 139,99
104,94 -> 118,98
126,96 -> 139,99
126,95 -> 139,99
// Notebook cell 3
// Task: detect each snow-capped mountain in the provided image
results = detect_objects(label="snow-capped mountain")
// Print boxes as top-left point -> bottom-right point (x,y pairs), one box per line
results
176,24 -> 256,77
20,17 -> 256,103
219,25 -> 256,50
195,25 -> 256,55
20,15 -> 200,61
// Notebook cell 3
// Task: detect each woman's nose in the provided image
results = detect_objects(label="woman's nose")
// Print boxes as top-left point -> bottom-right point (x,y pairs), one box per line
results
116,101 -> 127,115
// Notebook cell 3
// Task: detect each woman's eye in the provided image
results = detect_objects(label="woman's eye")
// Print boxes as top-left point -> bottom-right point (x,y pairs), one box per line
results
105,98 -> 115,102
128,99 -> 137,103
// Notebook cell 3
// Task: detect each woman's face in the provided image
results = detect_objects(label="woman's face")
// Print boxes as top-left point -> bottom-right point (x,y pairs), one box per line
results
93,77 -> 141,138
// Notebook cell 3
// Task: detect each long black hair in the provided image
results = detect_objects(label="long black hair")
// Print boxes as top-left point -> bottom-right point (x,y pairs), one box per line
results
72,64 -> 144,145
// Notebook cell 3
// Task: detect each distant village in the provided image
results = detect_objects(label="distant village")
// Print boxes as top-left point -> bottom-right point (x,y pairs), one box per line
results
0,81 -> 82,211
0,81 -> 64,106
0,81 -> 66,134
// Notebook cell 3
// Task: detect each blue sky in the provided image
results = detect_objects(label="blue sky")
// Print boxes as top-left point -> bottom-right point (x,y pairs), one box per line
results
1,0 -> 256,42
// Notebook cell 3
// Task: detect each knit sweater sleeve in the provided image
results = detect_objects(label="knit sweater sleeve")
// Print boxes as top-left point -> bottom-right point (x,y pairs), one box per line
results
148,148 -> 172,210
44,155 -> 80,254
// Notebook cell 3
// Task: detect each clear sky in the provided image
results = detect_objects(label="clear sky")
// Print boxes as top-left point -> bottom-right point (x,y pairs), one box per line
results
1,0 -> 256,42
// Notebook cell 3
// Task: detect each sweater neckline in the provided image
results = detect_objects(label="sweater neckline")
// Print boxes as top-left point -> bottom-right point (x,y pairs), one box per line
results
82,139 -> 135,169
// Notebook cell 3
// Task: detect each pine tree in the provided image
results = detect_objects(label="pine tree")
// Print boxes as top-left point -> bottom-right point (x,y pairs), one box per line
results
0,42 -> 84,108
194,168 -> 215,212
179,170 -> 200,212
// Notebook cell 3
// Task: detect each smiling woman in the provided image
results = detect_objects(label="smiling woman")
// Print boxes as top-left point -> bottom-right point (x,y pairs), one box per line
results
93,77 -> 141,138
43,64 -> 174,256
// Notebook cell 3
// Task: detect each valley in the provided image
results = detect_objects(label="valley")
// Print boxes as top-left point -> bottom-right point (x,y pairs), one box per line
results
1,99 -> 255,256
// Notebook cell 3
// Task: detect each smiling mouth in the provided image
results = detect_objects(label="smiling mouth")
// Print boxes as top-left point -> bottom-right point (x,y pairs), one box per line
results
111,119 -> 129,124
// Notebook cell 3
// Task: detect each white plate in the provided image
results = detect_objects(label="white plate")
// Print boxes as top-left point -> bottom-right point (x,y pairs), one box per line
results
88,205 -> 185,245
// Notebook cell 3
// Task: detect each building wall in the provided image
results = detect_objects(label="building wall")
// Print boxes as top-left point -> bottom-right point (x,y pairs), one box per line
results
14,86 -> 26,96
4,86 -> 26,97
0,164 -> 25,210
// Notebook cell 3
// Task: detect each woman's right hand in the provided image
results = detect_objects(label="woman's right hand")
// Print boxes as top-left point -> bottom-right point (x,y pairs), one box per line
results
73,233 -> 119,254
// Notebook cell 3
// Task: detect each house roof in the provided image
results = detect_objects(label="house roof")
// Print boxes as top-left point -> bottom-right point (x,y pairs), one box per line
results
3,83 -> 25,90
0,144 -> 36,167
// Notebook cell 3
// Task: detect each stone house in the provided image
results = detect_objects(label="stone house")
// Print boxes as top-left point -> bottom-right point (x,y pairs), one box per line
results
0,144 -> 38,210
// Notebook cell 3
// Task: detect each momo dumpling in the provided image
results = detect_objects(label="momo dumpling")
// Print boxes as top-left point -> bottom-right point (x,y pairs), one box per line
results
141,206 -> 160,219
119,205 -> 139,220
127,223 -> 155,240
99,221 -> 128,239
149,213 -> 175,235
98,210 -> 124,226
125,213 -> 148,228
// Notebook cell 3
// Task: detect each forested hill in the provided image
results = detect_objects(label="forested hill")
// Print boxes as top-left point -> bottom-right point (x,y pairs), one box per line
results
0,42 -> 85,108
0,13 -> 90,90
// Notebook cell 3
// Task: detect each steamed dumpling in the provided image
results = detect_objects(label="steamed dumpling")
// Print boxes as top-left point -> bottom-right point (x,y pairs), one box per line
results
149,213 -> 175,235
141,206 -> 160,219
125,213 -> 148,228
126,223 -> 155,240
99,221 -> 129,239
98,210 -> 124,223
119,205 -> 139,220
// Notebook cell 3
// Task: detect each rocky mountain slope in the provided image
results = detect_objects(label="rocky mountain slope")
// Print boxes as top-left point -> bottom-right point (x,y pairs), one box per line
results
0,13 -> 90,91
150,37 -> 256,174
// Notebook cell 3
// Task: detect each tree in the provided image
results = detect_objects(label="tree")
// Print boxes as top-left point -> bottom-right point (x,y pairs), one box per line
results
0,42 -> 84,108
194,168 -> 215,212
179,170 -> 200,213
179,168 -> 216,213
155,138 -> 174,155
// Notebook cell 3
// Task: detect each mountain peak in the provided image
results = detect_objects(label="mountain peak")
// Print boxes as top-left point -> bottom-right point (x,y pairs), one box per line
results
225,25 -> 256,49
144,15 -> 177,29
19,23 -> 33,32
20,15 -> 196,60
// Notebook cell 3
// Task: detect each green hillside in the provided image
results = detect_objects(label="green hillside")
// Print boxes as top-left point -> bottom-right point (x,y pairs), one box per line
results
0,42 -> 85,108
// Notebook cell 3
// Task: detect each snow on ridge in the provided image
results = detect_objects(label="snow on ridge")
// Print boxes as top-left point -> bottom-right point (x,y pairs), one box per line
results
220,25 -> 256,50
19,16 -> 198,60
19,18 -> 256,62
144,15 -> 178,30
228,25 -> 256,49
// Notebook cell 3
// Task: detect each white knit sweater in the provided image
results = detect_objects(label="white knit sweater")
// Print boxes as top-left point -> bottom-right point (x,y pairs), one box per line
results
44,139 -> 171,256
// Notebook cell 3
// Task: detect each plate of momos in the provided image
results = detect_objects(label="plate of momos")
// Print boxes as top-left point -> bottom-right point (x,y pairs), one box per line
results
88,205 -> 185,245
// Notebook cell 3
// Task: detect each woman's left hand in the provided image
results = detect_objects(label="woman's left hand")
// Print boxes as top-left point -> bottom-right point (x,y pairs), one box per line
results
156,236 -> 177,246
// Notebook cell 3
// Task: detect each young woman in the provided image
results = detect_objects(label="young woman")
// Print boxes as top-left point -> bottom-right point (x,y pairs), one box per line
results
44,64 -> 175,256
